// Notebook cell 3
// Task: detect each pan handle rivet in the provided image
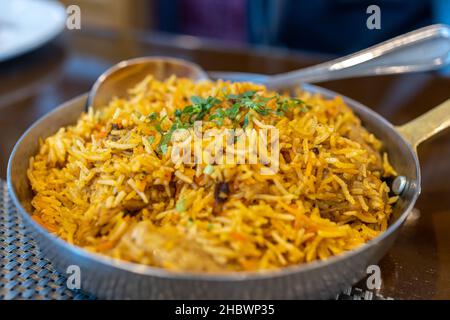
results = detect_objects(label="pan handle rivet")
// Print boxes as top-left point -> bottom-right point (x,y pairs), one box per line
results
392,176 -> 407,195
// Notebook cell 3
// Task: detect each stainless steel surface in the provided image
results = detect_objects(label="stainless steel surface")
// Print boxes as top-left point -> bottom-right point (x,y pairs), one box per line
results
392,176 -> 408,195
211,24 -> 450,89
9,80 -> 450,299
86,56 -> 209,111
86,25 -> 450,113
266,24 -> 450,89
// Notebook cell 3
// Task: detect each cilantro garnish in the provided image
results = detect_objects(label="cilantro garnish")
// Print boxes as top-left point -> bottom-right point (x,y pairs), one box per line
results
180,96 -> 222,124
149,90 -> 310,156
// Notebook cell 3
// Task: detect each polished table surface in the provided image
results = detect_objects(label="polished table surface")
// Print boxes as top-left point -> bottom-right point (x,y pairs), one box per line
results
1,29 -> 449,300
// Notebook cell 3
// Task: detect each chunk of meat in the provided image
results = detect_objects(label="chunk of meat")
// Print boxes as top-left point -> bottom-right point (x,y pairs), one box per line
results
115,222 -> 226,272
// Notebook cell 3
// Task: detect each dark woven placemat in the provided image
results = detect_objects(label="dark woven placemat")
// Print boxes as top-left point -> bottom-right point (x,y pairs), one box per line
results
0,180 -> 92,300
0,179 -> 388,300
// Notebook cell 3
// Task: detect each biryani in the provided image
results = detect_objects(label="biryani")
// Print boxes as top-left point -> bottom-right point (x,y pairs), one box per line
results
27,76 -> 398,272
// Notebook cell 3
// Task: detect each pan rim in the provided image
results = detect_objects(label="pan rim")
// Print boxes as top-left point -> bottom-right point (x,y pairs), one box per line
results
7,84 -> 421,282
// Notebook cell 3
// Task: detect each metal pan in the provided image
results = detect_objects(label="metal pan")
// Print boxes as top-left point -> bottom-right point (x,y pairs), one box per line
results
7,82 -> 450,299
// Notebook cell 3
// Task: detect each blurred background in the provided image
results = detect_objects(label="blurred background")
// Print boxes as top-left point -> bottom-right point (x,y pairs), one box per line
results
60,0 -> 450,55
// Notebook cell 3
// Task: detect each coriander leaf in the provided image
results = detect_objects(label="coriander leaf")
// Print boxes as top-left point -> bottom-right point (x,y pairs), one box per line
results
158,130 -> 173,154
190,96 -> 204,105
160,144 -> 168,155
226,103 -> 241,120
226,90 -> 256,100
147,112 -> 158,121
243,113 -> 251,129
176,198 -> 186,212
203,164 -> 215,175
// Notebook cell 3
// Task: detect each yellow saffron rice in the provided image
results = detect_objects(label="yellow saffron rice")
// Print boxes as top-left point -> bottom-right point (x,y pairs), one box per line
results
27,76 -> 398,272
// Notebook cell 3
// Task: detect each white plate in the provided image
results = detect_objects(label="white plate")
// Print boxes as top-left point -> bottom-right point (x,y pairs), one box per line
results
0,0 -> 66,62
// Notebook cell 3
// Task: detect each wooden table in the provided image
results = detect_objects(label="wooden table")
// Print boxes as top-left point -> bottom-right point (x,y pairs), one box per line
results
1,29 -> 449,299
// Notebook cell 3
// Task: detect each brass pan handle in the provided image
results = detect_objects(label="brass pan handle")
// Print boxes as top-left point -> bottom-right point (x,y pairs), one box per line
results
396,98 -> 450,151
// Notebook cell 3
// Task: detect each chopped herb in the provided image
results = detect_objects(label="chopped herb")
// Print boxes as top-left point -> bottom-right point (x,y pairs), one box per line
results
160,143 -> 168,154
209,108 -> 226,126
147,112 -> 158,121
159,133 -> 171,154
242,90 -> 257,98
209,108 -> 225,119
224,91 -> 277,122
225,103 -> 241,121
203,164 -> 215,175
225,90 -> 256,100
156,116 -> 191,155
190,96 -> 203,105
275,97 -> 309,116
243,113 -> 251,129
155,115 -> 167,133
149,91 -> 310,157
147,112 -> 169,136
176,198 -> 186,212
148,136 -> 155,144
178,96 -> 222,124
291,98 -> 304,104
299,105 -> 310,113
